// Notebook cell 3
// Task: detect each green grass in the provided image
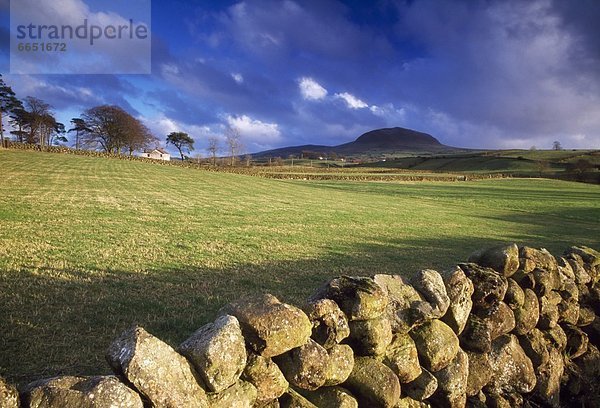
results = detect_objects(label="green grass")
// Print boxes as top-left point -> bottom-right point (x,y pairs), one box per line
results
364,149 -> 600,175
1,149 -> 599,385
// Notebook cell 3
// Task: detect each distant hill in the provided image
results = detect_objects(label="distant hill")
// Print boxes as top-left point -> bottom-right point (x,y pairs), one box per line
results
253,127 -> 460,158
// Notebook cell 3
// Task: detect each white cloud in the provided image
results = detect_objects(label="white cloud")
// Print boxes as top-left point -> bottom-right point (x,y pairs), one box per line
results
335,92 -> 368,109
231,73 -> 244,83
226,115 -> 282,144
298,77 -> 328,101
161,64 -> 180,77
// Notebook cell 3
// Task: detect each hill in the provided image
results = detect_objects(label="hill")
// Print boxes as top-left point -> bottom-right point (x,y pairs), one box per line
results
253,127 -> 461,158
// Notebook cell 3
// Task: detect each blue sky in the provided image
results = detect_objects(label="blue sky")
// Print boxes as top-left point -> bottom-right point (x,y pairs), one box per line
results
1,0 -> 599,154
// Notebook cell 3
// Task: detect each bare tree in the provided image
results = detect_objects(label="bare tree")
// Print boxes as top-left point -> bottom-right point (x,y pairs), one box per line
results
552,141 -> 562,151
225,126 -> 243,166
244,154 -> 252,167
207,136 -> 220,165
80,105 -> 155,154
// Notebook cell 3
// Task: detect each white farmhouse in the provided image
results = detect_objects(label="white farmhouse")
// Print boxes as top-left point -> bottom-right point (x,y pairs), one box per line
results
140,148 -> 170,161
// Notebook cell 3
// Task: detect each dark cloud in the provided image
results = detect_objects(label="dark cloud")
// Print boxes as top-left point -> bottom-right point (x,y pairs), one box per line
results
1,0 -> 598,150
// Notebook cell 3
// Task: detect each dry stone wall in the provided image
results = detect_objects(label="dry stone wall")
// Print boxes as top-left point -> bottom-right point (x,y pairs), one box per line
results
1,244 -> 600,408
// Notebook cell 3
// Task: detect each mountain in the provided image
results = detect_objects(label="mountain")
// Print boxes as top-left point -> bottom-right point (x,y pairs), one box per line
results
253,127 -> 459,158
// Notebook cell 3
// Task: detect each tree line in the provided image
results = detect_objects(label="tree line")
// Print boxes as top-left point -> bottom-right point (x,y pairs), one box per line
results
0,74 -> 250,164
1,75 -> 157,155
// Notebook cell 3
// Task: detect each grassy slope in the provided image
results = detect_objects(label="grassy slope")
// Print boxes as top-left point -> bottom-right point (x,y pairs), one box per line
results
366,150 -> 599,174
1,149 -> 599,384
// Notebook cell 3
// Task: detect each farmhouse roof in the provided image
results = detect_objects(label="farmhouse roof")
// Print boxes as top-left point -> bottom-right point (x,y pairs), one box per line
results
143,148 -> 169,154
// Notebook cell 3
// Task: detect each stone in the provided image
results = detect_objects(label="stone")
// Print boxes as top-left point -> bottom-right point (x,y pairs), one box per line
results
304,299 -> 350,348
538,291 -> 562,329
207,380 -> 257,408
23,376 -> 143,408
559,300 -> 580,327
459,314 -> 492,353
459,263 -> 508,313
410,319 -> 459,372
530,268 -> 561,296
279,388 -> 318,408
262,399 -> 281,408
487,301 -> 516,341
106,326 -> 208,408
557,256 -> 576,282
564,324 -> 589,359
544,324 -> 567,352
310,276 -> 388,321
440,266 -> 474,335
468,243 -> 519,277
300,386 -> 358,408
274,339 -> 328,391
323,344 -> 354,386
534,347 -> 564,407
220,294 -> 312,358
487,335 -> 536,395
179,315 -> 247,393
466,391 -> 487,408
431,348 -> 469,408
348,317 -> 392,356
572,344 -> 600,407
403,368 -> 438,401
483,389 -> 519,408
0,377 -> 19,408
504,278 -> 525,309
396,396 -> 431,408
519,246 -> 558,273
565,246 -> 600,268
410,269 -> 450,318
242,353 -> 288,406
577,306 -> 595,326
567,254 -> 591,285
373,274 -> 433,333
465,351 -> 492,396
382,332 -> 421,383
513,288 -> 539,335
344,356 -> 401,408
519,328 -> 550,368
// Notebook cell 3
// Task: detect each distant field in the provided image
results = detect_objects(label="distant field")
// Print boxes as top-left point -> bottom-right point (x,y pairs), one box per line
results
360,149 -> 599,171
1,149 -> 599,385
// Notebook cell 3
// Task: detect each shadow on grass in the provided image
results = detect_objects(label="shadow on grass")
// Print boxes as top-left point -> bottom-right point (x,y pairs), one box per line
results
1,233 -> 598,386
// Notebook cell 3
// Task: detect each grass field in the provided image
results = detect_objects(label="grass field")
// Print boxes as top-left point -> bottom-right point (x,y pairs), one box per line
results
365,149 -> 600,175
1,149 -> 599,385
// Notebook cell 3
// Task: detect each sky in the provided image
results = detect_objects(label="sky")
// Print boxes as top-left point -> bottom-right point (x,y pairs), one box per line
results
1,0 -> 599,154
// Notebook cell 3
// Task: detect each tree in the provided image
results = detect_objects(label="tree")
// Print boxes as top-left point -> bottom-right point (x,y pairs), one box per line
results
536,160 -> 549,177
207,136 -> 220,165
552,141 -> 562,151
225,126 -> 243,166
244,154 -> 252,167
570,159 -> 593,176
18,97 -> 64,147
68,118 -> 90,150
166,131 -> 194,161
0,75 -> 22,147
8,107 -> 30,143
80,105 -> 155,154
